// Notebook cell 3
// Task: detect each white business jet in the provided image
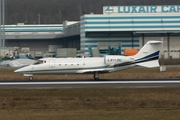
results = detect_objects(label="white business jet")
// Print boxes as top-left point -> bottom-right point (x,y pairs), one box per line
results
14,41 -> 162,80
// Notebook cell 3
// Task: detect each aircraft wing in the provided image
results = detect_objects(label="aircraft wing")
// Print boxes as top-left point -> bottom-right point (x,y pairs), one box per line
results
76,68 -> 114,73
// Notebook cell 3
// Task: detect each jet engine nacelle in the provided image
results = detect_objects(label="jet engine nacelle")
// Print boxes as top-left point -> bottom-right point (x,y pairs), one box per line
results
104,55 -> 134,65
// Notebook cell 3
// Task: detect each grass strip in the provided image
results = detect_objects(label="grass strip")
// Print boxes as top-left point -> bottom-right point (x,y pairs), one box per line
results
0,88 -> 179,120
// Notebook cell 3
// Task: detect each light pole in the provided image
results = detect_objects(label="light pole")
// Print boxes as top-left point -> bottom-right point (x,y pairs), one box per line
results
2,0 -> 5,48
0,0 -> 2,48
38,14 -> 40,24
0,0 -> 5,48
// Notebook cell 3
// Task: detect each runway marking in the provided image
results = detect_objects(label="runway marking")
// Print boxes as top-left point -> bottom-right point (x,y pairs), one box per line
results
0,81 -> 180,85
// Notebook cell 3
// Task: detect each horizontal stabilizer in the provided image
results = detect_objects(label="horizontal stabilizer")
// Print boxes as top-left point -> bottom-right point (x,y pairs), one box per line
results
136,60 -> 159,68
148,41 -> 162,44
76,68 -> 114,73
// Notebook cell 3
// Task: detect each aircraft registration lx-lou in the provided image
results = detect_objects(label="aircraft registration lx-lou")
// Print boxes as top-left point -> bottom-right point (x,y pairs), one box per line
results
15,41 -> 162,80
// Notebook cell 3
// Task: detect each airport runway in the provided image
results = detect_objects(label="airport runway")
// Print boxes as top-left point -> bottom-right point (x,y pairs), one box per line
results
0,79 -> 180,88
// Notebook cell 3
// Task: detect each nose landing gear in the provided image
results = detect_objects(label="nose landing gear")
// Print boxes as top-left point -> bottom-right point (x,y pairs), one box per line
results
23,74 -> 33,81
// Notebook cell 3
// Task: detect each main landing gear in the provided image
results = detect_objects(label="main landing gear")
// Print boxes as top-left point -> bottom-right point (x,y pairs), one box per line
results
94,72 -> 99,80
29,76 -> 33,81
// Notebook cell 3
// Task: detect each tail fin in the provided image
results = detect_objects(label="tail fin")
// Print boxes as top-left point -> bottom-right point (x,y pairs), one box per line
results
134,41 -> 162,68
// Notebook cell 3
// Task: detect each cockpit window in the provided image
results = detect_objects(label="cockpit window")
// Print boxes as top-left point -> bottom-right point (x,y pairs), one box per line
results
33,60 -> 44,65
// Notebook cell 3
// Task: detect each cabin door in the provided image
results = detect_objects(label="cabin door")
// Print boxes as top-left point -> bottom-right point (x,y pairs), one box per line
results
49,59 -> 55,68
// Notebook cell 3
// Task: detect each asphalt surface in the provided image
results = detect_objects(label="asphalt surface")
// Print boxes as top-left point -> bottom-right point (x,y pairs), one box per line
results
0,79 -> 180,88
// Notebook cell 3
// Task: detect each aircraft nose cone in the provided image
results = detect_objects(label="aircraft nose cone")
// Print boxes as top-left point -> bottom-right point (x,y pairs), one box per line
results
14,68 -> 22,73
14,66 -> 30,74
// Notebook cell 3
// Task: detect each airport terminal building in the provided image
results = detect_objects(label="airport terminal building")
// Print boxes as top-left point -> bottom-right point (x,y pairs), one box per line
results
3,5 -> 180,58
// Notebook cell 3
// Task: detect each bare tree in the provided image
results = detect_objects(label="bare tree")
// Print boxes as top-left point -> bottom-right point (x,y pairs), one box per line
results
5,0 -> 180,24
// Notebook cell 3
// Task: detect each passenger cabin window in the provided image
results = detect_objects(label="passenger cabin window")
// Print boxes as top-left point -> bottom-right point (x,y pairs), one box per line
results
33,60 -> 44,65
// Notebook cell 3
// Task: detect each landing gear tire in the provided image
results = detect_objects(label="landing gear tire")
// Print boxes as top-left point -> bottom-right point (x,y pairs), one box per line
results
29,76 -> 33,81
94,77 -> 99,80
93,72 -> 99,80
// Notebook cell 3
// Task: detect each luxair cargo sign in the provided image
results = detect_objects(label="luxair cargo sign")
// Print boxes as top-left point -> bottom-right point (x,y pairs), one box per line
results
103,5 -> 180,14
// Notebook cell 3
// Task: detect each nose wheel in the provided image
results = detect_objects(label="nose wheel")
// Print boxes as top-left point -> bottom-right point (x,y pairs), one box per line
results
94,72 -> 99,80
29,76 -> 33,81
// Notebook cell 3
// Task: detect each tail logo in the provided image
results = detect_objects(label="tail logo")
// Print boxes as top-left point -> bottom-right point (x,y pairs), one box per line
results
135,51 -> 160,62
